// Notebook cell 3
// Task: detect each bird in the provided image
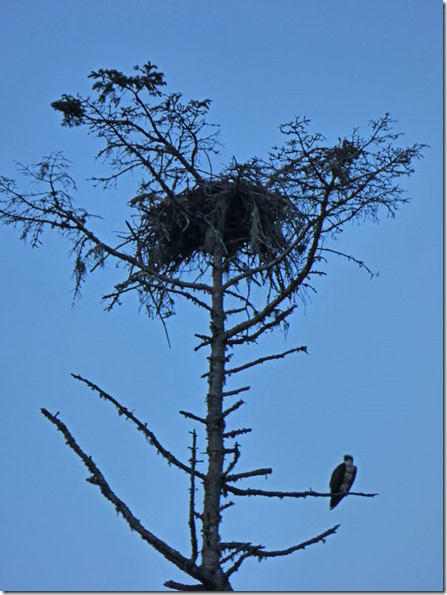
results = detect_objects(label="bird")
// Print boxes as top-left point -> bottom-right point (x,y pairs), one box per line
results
329,454 -> 357,509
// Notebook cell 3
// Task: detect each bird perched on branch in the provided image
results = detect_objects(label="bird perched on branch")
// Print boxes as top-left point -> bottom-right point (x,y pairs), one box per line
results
329,454 -> 357,509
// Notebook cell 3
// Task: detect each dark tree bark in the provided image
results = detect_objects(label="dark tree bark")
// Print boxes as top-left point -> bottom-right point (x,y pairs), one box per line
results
0,61 -> 424,590
201,243 -> 231,590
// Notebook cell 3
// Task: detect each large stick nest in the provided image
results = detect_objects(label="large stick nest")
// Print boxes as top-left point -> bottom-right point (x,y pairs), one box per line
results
135,179 -> 296,274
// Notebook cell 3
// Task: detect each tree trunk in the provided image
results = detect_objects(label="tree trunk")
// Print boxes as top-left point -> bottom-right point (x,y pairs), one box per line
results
200,241 -> 231,590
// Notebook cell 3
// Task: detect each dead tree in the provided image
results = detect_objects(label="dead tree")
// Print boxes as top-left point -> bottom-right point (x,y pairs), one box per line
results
0,62 -> 424,590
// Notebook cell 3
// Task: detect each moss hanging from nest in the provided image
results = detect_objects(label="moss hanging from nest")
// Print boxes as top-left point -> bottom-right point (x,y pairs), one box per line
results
134,178 -> 293,274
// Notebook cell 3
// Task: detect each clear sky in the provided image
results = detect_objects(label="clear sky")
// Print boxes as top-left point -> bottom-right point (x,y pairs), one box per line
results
0,0 -> 442,591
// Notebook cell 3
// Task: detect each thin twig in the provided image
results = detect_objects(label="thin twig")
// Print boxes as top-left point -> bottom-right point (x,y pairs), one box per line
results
223,427 -> 252,439
219,501 -> 234,514
222,399 -> 245,418
226,306 -> 296,346
226,346 -> 308,376
222,386 -> 250,397
256,524 -> 341,559
223,443 -> 240,476
223,544 -> 264,578
319,247 -> 376,278
180,410 -> 206,424
221,542 -> 255,566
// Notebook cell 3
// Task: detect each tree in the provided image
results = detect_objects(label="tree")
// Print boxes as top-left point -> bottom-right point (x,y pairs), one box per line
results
0,61 -> 424,591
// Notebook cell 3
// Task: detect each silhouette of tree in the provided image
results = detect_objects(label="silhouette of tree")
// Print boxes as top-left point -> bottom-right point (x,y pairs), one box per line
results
0,61 -> 424,590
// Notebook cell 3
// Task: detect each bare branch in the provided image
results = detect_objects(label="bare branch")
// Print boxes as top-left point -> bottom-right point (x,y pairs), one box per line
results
180,410 -> 206,425
225,468 -> 272,482
220,542 -> 253,565
188,430 -> 199,563
194,333 -> 212,352
223,525 -> 340,578
223,544 -> 264,578
224,484 -> 378,500
158,285 -> 213,312
222,386 -> 251,398
219,501 -> 235,513
223,442 -> 240,477
255,524 -> 340,559
41,408 -> 206,583
71,373 -> 205,481
226,346 -> 308,376
226,306 -> 297,346
222,399 -> 245,418
319,247 -> 377,278
223,428 -> 252,439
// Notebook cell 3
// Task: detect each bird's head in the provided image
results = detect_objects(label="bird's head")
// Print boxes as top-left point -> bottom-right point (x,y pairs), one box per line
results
344,454 -> 354,463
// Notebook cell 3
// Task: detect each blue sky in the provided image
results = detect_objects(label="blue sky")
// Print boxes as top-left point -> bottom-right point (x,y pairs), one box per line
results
0,0 -> 442,591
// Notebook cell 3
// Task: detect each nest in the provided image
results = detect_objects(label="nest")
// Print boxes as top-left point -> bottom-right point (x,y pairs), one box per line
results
136,179 -> 293,274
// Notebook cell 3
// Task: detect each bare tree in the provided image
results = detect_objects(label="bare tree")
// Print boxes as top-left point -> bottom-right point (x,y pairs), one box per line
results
0,62 -> 424,591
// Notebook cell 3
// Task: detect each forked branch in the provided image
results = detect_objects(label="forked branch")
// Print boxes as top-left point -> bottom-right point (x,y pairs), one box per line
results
223,524 -> 341,579
40,408 -> 208,585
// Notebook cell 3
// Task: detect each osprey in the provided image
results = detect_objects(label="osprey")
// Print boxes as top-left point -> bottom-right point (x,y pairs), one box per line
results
329,454 -> 357,509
